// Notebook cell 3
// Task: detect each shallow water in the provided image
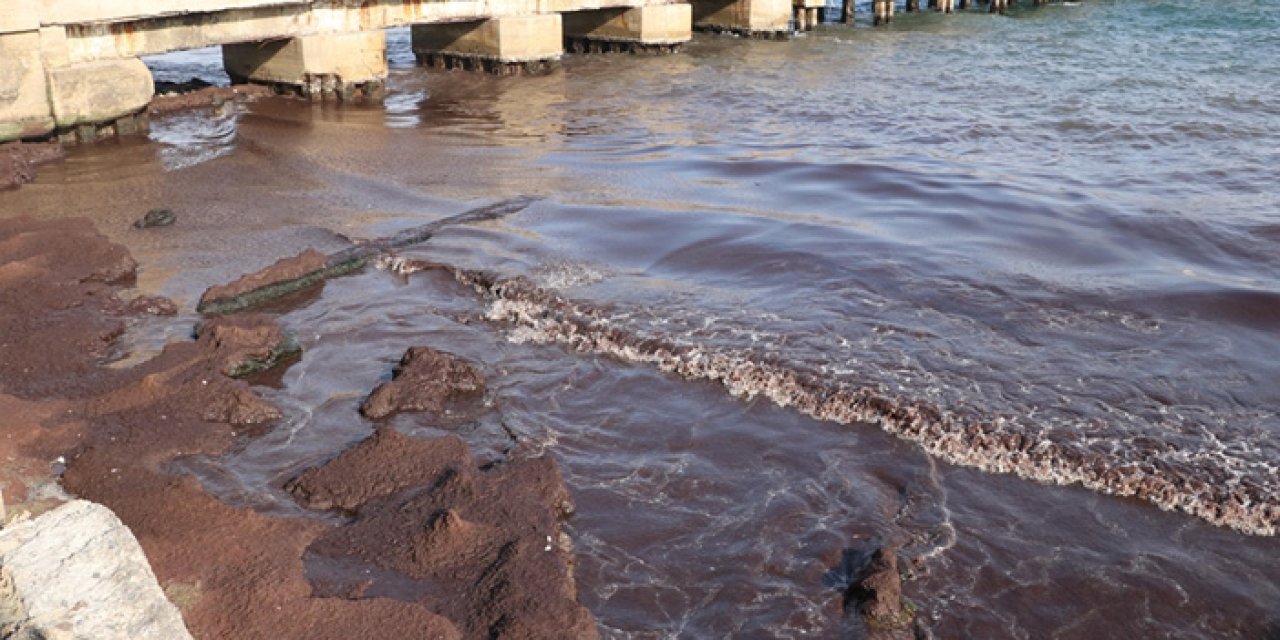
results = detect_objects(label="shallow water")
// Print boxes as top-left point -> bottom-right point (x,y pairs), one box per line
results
5,0 -> 1280,636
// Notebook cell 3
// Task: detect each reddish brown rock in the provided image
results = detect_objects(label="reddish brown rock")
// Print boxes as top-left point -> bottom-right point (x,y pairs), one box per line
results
0,142 -> 63,191
197,249 -> 328,314
148,84 -> 272,117
287,428 -> 471,513
0,216 -> 467,640
194,314 -> 301,378
293,429 -> 593,639
125,295 -> 179,316
360,347 -> 485,420
848,546 -> 916,639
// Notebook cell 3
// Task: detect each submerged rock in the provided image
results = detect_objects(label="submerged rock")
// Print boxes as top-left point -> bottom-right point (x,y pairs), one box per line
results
290,429 -> 592,639
0,500 -> 192,640
843,545 -> 916,640
124,295 -> 179,316
133,208 -> 176,229
360,346 -> 485,420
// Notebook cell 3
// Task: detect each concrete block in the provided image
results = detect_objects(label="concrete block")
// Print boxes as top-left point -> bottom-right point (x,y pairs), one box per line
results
38,26 -> 71,67
38,0 -> 307,26
0,500 -> 193,640
47,57 -> 153,128
0,31 -> 55,142
412,15 -> 563,63
693,0 -> 791,34
563,5 -> 692,45
222,30 -> 388,87
0,1 -> 40,34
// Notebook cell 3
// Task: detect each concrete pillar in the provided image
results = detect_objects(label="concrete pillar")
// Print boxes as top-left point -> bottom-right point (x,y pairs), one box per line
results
412,15 -> 563,75
2,19 -> 152,144
223,30 -> 388,100
48,58 -> 154,142
873,0 -> 894,25
692,0 -> 792,38
0,31 -> 56,141
562,5 -> 692,54
790,0 -> 823,31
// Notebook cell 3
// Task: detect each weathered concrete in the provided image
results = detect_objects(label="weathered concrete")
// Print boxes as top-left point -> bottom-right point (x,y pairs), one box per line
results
0,500 -> 193,640
48,58 -> 153,129
563,5 -> 692,53
0,32 -> 55,141
223,30 -> 388,99
37,0 -> 307,27
692,0 -> 791,38
0,2 -> 40,35
412,15 -> 564,75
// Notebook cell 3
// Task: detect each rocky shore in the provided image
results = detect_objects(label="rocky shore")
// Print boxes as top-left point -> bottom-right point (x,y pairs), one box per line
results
0,215 -> 596,638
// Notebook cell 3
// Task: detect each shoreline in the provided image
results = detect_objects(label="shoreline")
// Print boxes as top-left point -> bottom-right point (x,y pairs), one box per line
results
0,215 -> 600,638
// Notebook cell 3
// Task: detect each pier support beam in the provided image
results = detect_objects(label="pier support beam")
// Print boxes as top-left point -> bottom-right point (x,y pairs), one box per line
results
412,16 -> 563,75
562,5 -> 692,54
692,0 -> 792,39
0,31 -> 55,141
792,0 -> 823,31
222,30 -> 388,100
872,0 -> 894,25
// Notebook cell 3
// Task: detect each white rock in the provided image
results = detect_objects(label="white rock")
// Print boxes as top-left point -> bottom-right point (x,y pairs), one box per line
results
0,500 -> 192,640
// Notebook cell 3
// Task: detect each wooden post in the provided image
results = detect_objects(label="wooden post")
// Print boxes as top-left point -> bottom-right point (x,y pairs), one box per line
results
906,0 -> 919,12
842,0 -> 854,23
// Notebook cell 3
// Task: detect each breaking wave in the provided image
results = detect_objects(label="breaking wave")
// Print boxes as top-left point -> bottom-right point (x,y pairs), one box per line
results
426,266 -> 1278,537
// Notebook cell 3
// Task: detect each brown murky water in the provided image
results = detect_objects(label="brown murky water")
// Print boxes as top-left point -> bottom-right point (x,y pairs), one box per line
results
3,2 -> 1278,637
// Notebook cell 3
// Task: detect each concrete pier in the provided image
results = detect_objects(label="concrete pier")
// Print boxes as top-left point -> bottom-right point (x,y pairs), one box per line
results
223,31 -> 388,100
412,16 -> 564,76
563,5 -> 693,54
1,0 -> 1064,141
872,0 -> 895,26
692,0 -> 792,39
792,0 -> 824,32
1,22 -> 152,142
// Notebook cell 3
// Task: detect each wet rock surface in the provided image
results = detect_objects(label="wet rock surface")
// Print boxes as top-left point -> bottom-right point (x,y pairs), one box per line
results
291,429 -> 594,639
134,208 -> 177,229
0,216 -> 596,639
148,84 -> 273,117
193,314 -> 302,379
197,248 -> 329,314
360,346 -> 486,420
830,543 -> 918,640
0,218 -> 455,638
0,142 -> 63,191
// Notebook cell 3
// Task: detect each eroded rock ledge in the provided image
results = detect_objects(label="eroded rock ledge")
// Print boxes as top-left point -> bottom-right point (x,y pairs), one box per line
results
289,428 -> 597,639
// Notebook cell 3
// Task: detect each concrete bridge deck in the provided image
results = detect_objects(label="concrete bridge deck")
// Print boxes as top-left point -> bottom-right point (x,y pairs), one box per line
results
1,0 -> 1052,143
